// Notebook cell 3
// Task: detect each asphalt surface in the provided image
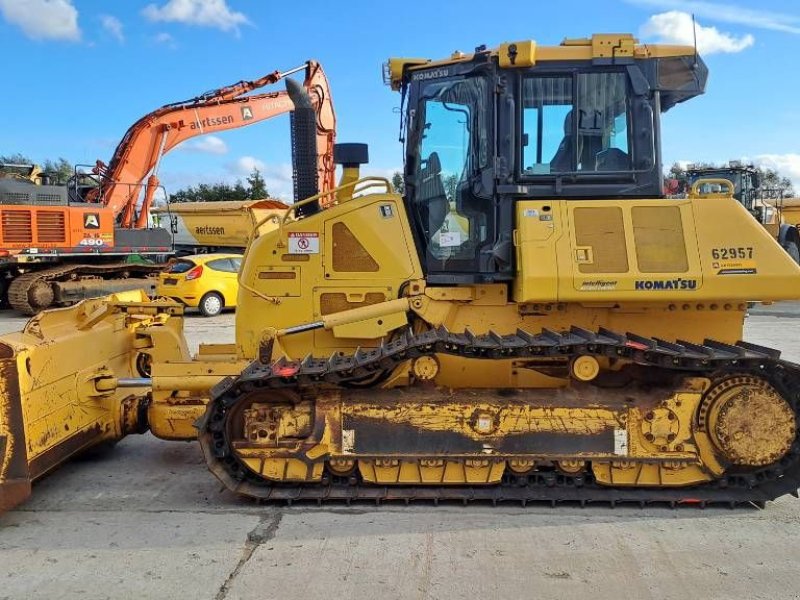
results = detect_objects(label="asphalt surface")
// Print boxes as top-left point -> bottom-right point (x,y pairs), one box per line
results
1,303 -> 800,600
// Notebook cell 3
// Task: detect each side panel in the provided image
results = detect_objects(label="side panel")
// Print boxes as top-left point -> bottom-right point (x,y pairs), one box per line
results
236,193 -> 423,359
515,196 -> 800,303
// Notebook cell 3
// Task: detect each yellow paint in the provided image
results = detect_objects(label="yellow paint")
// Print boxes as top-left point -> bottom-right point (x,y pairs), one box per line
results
386,34 -> 696,90
514,197 -> 800,304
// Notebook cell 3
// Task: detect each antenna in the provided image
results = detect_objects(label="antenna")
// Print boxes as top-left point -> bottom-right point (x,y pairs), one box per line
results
692,13 -> 698,66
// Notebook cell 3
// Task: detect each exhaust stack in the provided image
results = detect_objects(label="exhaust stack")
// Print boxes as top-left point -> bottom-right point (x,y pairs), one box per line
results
286,77 -> 319,217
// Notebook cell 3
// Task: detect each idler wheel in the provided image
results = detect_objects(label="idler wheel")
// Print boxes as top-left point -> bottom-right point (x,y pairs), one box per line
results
28,280 -> 55,311
703,375 -> 796,467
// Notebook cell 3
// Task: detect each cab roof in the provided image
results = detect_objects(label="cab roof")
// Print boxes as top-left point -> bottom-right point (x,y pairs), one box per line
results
385,33 -> 698,90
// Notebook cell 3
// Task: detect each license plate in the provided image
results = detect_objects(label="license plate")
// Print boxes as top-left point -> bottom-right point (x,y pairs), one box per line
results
163,278 -> 178,285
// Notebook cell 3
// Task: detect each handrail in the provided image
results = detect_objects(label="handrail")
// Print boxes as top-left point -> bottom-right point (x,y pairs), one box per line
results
689,178 -> 735,198
281,176 -> 392,225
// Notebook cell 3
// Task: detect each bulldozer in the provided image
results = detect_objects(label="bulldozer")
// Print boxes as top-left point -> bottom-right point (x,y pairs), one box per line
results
3,34 -> 800,514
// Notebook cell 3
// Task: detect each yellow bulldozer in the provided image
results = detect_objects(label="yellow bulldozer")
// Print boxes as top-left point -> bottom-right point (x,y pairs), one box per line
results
3,34 -> 800,513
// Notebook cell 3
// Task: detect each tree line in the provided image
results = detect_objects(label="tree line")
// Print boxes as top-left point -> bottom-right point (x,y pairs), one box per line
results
4,153 -> 794,202
666,162 -> 795,198
1,153 -> 270,202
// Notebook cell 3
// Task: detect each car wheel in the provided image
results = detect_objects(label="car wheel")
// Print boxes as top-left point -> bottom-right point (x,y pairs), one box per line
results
199,292 -> 224,317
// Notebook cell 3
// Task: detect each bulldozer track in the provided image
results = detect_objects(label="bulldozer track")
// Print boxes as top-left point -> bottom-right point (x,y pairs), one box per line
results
201,326 -> 800,508
7,262 -> 164,315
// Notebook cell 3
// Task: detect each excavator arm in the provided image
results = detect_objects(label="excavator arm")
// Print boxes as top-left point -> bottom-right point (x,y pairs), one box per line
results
89,60 -> 336,228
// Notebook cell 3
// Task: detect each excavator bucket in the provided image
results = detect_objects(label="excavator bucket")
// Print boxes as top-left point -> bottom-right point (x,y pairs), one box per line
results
0,291 -> 185,515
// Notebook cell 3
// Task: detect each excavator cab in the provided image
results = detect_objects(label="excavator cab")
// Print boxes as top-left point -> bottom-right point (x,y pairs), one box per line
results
400,35 -> 708,284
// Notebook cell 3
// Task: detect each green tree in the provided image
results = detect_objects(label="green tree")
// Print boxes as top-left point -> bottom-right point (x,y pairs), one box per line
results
42,158 -> 74,183
443,174 -> 458,202
1,154 -> 74,183
246,168 -> 268,199
391,171 -> 405,195
756,166 -> 794,199
168,168 -> 268,203
0,153 -> 31,165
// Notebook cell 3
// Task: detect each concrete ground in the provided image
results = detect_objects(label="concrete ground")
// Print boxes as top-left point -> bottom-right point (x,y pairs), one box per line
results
1,304 -> 800,600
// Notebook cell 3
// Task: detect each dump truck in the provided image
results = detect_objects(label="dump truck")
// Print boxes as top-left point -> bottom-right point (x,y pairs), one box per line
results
151,199 -> 289,255
3,34 -> 800,514
781,198 -> 800,229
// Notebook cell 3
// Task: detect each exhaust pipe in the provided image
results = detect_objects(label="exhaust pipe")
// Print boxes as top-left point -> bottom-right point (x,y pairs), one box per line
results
286,77 -> 319,217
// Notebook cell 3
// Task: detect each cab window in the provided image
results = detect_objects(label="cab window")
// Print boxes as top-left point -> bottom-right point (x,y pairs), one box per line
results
522,72 -> 632,174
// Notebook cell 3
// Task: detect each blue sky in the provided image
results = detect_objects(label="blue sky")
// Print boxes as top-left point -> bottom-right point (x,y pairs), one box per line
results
1,0 -> 799,199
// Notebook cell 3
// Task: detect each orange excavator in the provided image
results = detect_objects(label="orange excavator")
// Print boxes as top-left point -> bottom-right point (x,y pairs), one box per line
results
0,61 -> 335,314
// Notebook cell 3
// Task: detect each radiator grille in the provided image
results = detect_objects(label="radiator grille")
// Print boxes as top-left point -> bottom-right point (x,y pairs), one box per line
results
332,222 -> 379,272
632,206 -> 689,273
0,191 -> 30,205
36,211 -> 66,243
573,207 -> 629,273
1,210 -> 33,243
35,193 -> 64,205
320,292 -> 386,316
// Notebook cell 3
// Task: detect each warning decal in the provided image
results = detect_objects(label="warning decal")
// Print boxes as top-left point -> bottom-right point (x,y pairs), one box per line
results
288,232 -> 320,254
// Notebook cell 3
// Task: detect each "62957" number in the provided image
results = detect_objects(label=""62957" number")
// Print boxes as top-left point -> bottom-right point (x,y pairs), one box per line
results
711,247 -> 753,260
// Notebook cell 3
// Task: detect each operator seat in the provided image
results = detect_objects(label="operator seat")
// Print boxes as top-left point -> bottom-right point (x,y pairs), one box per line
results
418,152 -> 449,238
596,148 -> 630,171
550,110 -> 574,173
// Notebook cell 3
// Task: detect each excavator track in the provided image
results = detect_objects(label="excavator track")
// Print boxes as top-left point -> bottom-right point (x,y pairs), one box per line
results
200,326 -> 800,508
8,262 -> 164,315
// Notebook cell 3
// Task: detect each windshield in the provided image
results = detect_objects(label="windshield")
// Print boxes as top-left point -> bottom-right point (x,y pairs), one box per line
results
407,75 -> 492,274
522,72 -> 632,175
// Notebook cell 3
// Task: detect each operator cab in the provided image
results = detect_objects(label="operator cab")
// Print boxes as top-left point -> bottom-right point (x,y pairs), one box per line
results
392,35 -> 707,284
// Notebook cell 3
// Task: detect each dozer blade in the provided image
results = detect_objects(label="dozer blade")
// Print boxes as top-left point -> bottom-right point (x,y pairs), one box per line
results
0,291 -> 185,515
0,342 -> 31,512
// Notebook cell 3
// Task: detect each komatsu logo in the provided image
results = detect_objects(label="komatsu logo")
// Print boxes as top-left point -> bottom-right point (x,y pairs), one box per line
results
635,278 -> 698,291
411,67 -> 449,81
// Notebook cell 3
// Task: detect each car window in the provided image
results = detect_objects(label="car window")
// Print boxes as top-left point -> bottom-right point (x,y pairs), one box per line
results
166,260 -> 195,274
230,257 -> 242,271
206,258 -> 236,273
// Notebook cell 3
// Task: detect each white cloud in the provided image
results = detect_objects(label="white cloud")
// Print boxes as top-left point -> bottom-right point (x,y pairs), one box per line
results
231,156 -> 266,174
227,157 -> 293,200
142,0 -> 249,34
153,31 -> 177,48
750,154 -> 800,193
0,0 -> 80,41
178,135 -> 228,155
99,14 -> 124,43
630,0 -> 800,35
641,11 -> 754,54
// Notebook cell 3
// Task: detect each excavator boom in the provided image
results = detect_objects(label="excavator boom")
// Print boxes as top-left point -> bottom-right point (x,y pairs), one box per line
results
92,60 -> 335,227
